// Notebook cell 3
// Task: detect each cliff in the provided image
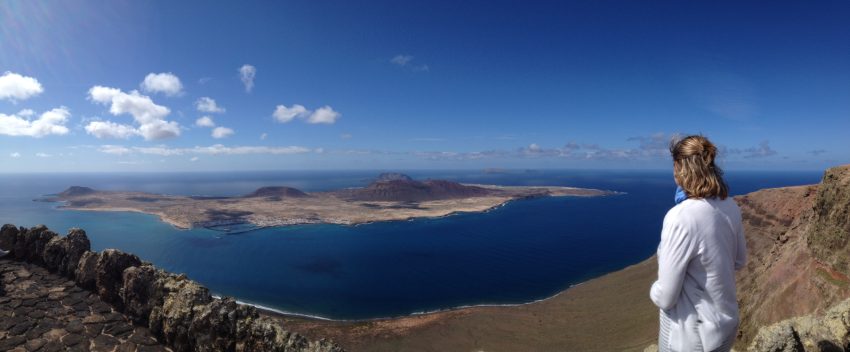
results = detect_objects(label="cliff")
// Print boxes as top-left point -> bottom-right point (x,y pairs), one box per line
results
734,165 -> 850,350
0,224 -> 343,352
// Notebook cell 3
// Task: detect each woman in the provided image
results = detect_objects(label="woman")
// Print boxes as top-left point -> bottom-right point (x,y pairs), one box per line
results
650,135 -> 747,352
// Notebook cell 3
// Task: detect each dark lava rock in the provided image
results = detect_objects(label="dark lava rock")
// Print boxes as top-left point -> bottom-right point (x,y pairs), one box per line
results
13,225 -> 58,264
189,297 -> 257,351
58,186 -> 97,197
95,249 -> 141,310
43,228 -> 91,278
0,223 -> 19,252
122,265 -> 163,325
149,273 -> 212,351
244,186 -> 309,198
344,178 -> 491,202
375,172 -> 413,182
75,251 -> 99,290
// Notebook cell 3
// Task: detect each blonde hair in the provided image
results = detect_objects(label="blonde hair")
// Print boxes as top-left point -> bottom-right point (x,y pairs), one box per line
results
670,135 -> 728,200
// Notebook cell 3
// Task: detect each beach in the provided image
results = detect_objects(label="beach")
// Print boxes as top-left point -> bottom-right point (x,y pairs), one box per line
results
264,256 -> 660,352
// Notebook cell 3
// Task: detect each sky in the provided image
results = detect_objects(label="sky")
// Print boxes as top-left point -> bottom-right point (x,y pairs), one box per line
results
0,0 -> 848,172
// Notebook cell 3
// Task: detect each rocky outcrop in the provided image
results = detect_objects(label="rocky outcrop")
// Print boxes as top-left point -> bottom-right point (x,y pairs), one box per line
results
0,223 -> 343,352
245,186 -> 310,199
808,165 -> 850,274
748,298 -> 850,351
375,172 -> 413,182
43,227 -> 91,278
58,186 -> 97,197
342,178 -> 492,202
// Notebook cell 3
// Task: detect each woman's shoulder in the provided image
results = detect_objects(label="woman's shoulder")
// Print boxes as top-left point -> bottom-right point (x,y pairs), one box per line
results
665,197 -> 740,222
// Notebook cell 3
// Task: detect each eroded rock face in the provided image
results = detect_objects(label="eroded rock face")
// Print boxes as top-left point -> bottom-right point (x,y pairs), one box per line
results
75,250 -> 99,290
0,224 -> 18,251
12,225 -> 58,264
122,264 -> 164,325
189,297 -> 257,351
43,228 -> 91,278
748,298 -> 850,352
150,273 -> 213,351
808,165 -> 850,273
95,249 -> 142,310
3,223 -> 344,352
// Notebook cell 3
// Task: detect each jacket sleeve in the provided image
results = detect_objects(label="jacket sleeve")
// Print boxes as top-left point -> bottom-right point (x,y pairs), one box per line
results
734,222 -> 747,271
650,215 -> 697,311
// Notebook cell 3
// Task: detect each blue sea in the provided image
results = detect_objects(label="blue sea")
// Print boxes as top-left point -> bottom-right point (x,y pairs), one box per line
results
0,169 -> 822,320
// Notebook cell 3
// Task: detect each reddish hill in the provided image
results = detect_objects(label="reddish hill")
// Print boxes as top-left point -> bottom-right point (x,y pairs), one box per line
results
339,178 -> 492,202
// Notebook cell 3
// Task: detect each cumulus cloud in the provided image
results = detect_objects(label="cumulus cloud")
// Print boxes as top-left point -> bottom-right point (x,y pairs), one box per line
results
195,116 -> 215,127
137,119 -> 181,141
273,104 -> 309,123
87,86 -> 180,140
0,107 -> 71,137
10,152 -> 20,158
0,72 -> 44,102
239,64 -> 256,92
195,97 -> 225,113
272,104 -> 340,124
96,144 -> 316,156
211,126 -> 234,139
35,152 -> 51,158
307,106 -> 341,124
140,72 -> 183,96
84,120 -> 138,139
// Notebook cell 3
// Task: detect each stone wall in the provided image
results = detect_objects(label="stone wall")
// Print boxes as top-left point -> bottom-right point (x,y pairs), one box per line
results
0,224 -> 343,352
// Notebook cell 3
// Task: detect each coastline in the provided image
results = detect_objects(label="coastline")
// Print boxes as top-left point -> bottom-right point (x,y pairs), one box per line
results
260,255 -> 660,352
55,189 -> 622,232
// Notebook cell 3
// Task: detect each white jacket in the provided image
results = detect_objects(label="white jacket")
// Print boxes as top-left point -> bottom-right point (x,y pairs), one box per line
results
650,197 -> 747,351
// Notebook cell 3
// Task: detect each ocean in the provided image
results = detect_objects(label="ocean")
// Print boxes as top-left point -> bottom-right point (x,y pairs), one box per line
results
0,169 -> 822,320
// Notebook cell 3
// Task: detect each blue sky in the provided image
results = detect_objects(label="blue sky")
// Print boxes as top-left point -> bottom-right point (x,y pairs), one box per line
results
1,0 -> 848,172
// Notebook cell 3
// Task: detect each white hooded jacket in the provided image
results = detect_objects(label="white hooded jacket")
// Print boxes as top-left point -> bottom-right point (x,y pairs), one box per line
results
650,197 -> 747,351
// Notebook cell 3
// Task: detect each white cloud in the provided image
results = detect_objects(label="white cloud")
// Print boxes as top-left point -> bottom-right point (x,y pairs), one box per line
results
0,107 -> 71,137
390,55 -> 414,66
192,144 -> 311,155
307,106 -> 340,124
137,119 -> 180,140
35,152 -> 51,158
273,104 -> 309,123
85,121 -> 138,139
195,97 -> 225,113
239,64 -> 256,92
17,109 -> 34,117
260,133 -> 267,140
140,72 -> 183,96
98,145 -> 132,155
195,116 -> 216,127
0,72 -> 44,102
133,146 -> 185,156
190,156 -> 199,162
96,144 -> 316,156
87,86 -> 180,140
211,126 -> 234,139
272,104 -> 340,124
10,152 -> 20,158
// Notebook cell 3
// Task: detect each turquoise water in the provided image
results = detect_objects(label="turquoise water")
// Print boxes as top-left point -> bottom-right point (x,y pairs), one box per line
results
0,170 -> 822,319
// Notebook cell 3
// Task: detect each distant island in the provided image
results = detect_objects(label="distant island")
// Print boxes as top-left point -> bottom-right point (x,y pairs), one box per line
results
42,173 -> 615,231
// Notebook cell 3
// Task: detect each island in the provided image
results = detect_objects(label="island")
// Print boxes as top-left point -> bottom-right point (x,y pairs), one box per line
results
42,173 -> 615,231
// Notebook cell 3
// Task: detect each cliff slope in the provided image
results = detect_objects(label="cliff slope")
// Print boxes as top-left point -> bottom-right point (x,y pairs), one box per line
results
735,165 -> 850,349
